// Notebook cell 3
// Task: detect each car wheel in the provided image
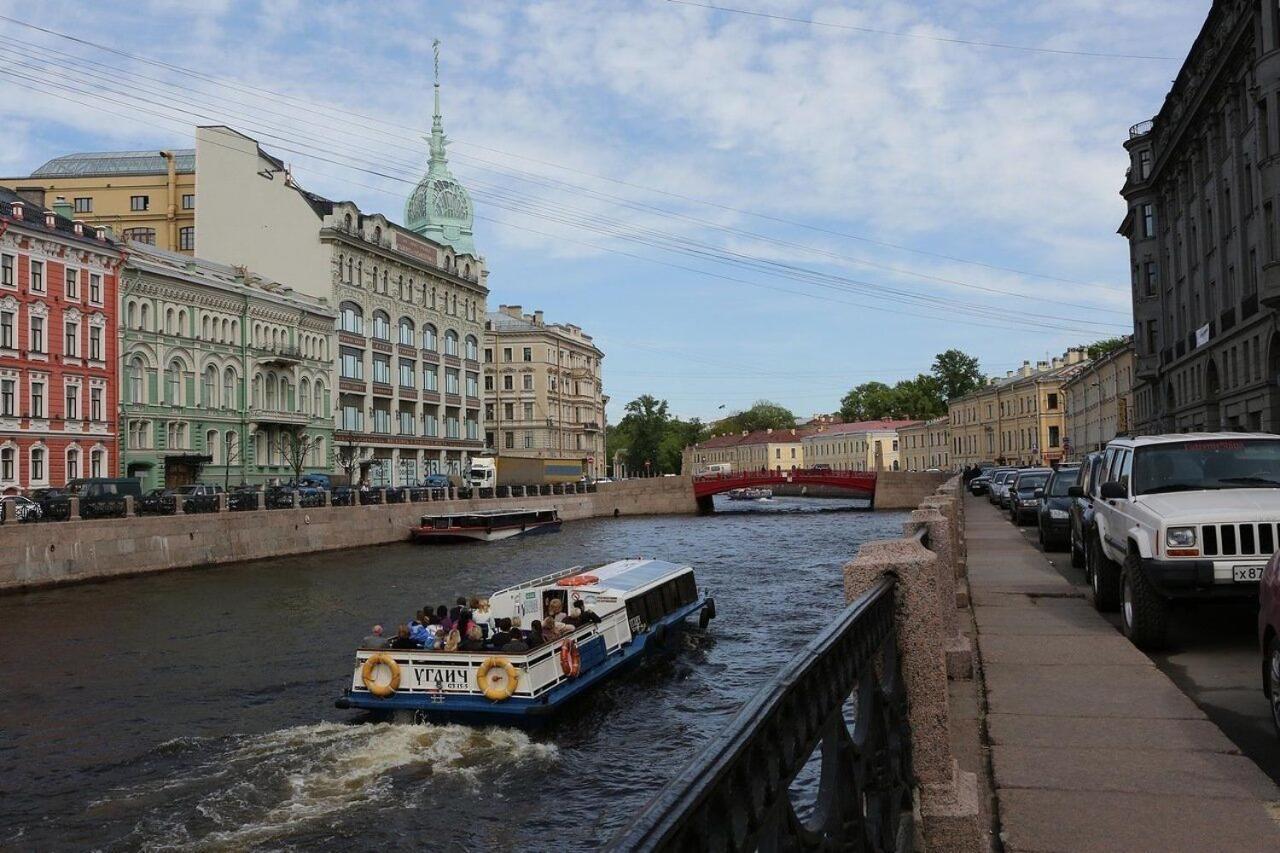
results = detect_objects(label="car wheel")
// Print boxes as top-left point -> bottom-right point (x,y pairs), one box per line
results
1268,637 -> 1280,739
1087,537 -> 1121,612
1037,524 -> 1045,546
1121,552 -> 1168,650
1070,527 -> 1085,568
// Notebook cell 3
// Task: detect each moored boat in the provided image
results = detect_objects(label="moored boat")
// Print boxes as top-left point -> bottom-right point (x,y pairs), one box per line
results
410,507 -> 561,542
726,487 -> 773,501
335,559 -> 715,725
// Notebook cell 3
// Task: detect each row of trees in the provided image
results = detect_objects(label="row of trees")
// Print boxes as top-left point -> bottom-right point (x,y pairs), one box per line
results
839,349 -> 984,421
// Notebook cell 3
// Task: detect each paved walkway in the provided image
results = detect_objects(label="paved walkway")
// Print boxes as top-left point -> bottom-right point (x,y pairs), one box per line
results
966,494 -> 1280,852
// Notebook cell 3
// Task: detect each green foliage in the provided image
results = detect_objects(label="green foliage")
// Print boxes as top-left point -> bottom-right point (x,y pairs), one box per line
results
712,399 -> 796,434
839,350 -> 984,421
608,394 -> 708,475
1083,337 -> 1127,361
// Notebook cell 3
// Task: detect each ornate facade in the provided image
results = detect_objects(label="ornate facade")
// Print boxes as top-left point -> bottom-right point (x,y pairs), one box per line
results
484,305 -> 606,478
0,188 -> 120,493
118,243 -> 335,489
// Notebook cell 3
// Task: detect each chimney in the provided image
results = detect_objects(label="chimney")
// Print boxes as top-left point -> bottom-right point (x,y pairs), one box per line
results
15,186 -> 44,207
51,196 -> 73,221
1005,370 -> 1013,378
500,304 -> 522,319
1020,360 -> 1032,377
1036,360 -> 1049,371
534,310 -> 544,324
1051,357 -> 1063,368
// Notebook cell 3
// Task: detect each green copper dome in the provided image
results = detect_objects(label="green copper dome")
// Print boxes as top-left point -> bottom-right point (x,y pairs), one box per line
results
405,44 -> 476,256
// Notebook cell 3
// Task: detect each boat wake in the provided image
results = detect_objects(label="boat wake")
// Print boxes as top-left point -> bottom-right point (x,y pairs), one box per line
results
90,722 -> 557,850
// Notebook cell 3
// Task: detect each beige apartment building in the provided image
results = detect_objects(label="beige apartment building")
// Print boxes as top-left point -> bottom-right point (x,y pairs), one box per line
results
1,150 -> 196,253
949,349 -> 1089,469
801,419 -> 918,472
684,428 -> 810,474
898,416 -> 950,471
1062,341 -> 1135,459
484,305 -> 607,479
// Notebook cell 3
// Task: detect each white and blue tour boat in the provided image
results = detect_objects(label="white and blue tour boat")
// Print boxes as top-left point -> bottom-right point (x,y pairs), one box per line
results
336,559 -> 715,724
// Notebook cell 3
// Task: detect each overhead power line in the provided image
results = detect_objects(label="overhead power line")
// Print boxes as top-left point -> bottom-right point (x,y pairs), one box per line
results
664,0 -> 1181,61
0,12 -> 1130,293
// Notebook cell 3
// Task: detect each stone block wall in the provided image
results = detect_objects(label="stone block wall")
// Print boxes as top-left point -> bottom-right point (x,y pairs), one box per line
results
872,470 -> 952,509
0,477 -> 698,593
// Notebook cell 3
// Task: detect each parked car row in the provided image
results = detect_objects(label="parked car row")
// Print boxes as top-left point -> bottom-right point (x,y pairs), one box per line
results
981,433 -> 1280,739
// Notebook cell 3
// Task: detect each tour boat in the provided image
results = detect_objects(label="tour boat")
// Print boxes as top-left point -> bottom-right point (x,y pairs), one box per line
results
410,507 -> 561,542
726,488 -> 773,501
335,559 -> 715,724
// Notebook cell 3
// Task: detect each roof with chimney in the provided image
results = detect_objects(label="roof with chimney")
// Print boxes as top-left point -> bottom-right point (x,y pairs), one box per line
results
803,419 -> 921,438
693,427 -> 818,449
0,186 -> 118,250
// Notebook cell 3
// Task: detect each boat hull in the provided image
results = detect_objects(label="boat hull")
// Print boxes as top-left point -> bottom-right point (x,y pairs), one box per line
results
410,519 -> 562,543
337,595 -> 710,726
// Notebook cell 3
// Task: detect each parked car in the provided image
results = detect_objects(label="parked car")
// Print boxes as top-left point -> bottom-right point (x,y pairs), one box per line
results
420,473 -> 452,489
138,487 -> 177,514
969,469 -> 993,495
990,468 -> 1017,507
1091,433 -> 1280,649
1067,452 -> 1106,573
1259,551 -> 1280,738
175,483 -> 224,496
1008,468 -> 1052,525
1,495 -> 43,522
68,477 -> 143,518
1036,465 -> 1080,550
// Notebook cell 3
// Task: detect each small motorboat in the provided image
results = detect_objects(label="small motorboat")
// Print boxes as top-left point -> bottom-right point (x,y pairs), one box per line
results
410,508 -> 561,542
336,559 -> 715,725
726,488 -> 773,501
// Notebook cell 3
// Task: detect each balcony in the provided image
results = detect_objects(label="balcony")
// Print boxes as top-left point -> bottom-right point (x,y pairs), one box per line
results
582,420 -> 601,432
1129,119 -> 1153,139
249,409 -> 311,426
257,346 -> 303,367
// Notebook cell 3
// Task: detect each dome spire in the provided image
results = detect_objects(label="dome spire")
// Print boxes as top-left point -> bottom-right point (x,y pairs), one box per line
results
404,39 -> 476,256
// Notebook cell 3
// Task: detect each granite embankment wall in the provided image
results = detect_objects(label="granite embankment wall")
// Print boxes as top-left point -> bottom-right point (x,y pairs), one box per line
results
0,478 -> 697,593
871,471 -> 952,509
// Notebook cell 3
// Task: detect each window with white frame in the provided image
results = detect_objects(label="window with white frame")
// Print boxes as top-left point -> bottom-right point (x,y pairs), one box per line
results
0,445 -> 15,481
65,268 -> 79,300
522,374 -> 533,391
445,369 -> 459,395
90,386 -> 102,421
65,446 -> 80,481
423,366 -> 438,391
89,325 -> 101,361
30,315 -> 44,352
422,324 -> 437,351
465,335 -> 478,360
29,445 -> 45,482
444,330 -> 458,356
0,378 -> 12,416
0,254 -> 11,288
166,360 -> 182,404
399,359 -> 415,388
129,357 -> 145,404
64,382 -> 79,421
30,378 -> 45,418
64,317 -> 79,357
30,261 -> 43,293
0,306 -> 13,349
223,368 -> 236,409
90,447 -> 104,477
89,273 -> 101,304
466,372 -> 478,398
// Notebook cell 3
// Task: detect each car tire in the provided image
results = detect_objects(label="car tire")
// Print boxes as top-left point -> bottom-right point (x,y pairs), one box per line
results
1087,536 -> 1121,613
1070,527 -> 1085,568
1121,552 -> 1169,650
1268,636 -> 1280,740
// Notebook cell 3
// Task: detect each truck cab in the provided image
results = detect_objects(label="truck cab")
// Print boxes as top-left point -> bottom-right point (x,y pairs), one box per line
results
469,458 -> 497,489
1089,433 -> 1280,648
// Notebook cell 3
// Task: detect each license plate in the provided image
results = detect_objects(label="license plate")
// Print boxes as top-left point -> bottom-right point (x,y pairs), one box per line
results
1233,565 -> 1265,582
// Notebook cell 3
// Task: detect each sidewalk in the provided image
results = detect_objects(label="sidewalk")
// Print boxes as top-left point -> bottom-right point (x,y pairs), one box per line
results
965,494 -> 1280,852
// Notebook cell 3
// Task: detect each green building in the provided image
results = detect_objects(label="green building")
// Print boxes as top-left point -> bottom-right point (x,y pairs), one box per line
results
118,242 -> 336,489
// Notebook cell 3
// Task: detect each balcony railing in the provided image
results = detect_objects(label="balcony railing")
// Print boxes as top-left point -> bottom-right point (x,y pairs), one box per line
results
1129,119 -> 1154,138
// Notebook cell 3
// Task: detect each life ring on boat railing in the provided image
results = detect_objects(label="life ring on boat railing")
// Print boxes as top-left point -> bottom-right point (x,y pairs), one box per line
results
559,639 -> 582,678
477,656 -> 520,702
556,574 -> 599,587
360,652 -> 401,698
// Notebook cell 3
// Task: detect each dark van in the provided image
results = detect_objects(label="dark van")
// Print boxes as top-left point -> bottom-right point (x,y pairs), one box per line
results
68,478 -> 144,518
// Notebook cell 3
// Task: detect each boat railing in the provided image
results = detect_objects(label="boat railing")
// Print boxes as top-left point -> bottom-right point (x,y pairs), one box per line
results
489,564 -> 588,597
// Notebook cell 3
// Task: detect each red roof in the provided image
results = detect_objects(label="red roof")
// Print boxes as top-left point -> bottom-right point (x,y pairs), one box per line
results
803,419 -> 920,437
694,427 -> 817,449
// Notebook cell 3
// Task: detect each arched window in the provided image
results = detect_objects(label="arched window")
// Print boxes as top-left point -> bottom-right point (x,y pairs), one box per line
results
90,446 -> 105,478
206,429 -> 219,464
266,373 -> 278,410
221,318 -> 229,342
299,378 -> 311,414
125,301 -> 136,329
339,302 -> 363,334
422,324 -> 437,351
140,303 -> 150,331
398,316 -> 415,345
201,315 -> 209,340
464,334 -> 478,361
166,359 -> 183,405
203,365 -> 218,408
230,319 -> 238,341
374,225 -> 382,243
177,309 -> 187,336
372,310 -> 390,341
280,377 -> 291,411
65,445 -> 80,483
29,444 -> 46,483
252,372 -> 263,408
464,262 -> 471,279
0,443 -> 15,484
225,430 -> 240,465
223,367 -> 236,409
346,257 -> 353,284
313,381 -> 325,417
165,307 -> 175,335
343,213 -> 352,231
129,357 -> 145,404
310,436 -> 325,467
444,329 -> 458,356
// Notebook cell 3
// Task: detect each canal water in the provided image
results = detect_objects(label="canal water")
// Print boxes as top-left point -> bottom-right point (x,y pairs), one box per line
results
0,496 -> 906,851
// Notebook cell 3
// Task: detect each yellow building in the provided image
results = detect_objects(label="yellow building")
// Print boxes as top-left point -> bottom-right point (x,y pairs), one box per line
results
949,349 -> 1089,468
1062,341 -> 1135,459
801,419 -> 918,471
1,150 -> 196,253
684,428 -> 811,474
898,416 -> 950,471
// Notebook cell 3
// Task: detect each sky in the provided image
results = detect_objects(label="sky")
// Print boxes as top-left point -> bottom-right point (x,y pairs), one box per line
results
0,0 -> 1213,424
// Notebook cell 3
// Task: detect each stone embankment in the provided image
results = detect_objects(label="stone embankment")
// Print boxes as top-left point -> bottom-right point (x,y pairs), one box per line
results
0,477 -> 696,593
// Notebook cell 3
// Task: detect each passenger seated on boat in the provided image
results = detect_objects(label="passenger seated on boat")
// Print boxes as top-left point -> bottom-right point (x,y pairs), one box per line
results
442,628 -> 462,652
544,594 -> 566,620
474,598 -> 492,634
501,632 -> 529,653
460,625 -> 486,652
420,616 -> 443,650
487,618 -> 512,649
527,620 -> 546,648
543,614 -> 572,641
409,612 -> 431,646
387,624 -> 422,650
572,600 -> 602,625
361,624 -> 386,648
435,605 -> 452,633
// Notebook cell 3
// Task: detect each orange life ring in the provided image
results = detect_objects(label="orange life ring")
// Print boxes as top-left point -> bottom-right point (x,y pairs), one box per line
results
559,639 -> 581,678
556,574 -> 599,587
360,652 -> 401,698
476,656 -> 519,701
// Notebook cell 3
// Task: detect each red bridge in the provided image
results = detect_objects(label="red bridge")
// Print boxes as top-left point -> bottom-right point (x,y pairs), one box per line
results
693,468 -> 878,501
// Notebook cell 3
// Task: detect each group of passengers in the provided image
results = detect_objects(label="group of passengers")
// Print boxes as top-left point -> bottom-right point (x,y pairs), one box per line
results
362,594 -> 600,653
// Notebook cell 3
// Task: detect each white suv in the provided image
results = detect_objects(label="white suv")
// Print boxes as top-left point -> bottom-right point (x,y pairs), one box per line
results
1089,433 -> 1280,648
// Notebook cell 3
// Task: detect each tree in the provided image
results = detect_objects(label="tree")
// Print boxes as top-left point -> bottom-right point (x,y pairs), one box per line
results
274,426 -> 326,485
713,400 -> 796,434
840,381 -> 900,421
894,374 -> 945,419
931,349 -> 984,402
614,394 -> 669,475
659,417 -> 708,473
1083,337 -> 1127,361
221,429 -> 244,492
335,430 -> 368,485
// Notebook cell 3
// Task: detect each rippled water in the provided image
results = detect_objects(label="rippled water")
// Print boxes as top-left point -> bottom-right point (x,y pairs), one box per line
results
0,496 -> 906,850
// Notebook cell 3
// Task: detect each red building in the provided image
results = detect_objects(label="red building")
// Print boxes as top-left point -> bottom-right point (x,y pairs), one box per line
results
0,189 -> 121,493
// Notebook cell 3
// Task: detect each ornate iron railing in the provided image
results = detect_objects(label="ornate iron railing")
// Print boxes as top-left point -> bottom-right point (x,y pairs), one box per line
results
605,577 -> 914,852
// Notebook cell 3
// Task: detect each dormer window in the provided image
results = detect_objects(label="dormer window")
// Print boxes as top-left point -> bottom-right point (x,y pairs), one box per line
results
44,212 -> 55,228
343,213 -> 353,231
10,201 -> 23,220
373,226 -> 382,243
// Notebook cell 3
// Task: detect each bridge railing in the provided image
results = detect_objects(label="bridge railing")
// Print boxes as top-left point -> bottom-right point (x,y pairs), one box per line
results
610,475 -> 982,852
692,467 -> 876,481
604,576 -> 914,852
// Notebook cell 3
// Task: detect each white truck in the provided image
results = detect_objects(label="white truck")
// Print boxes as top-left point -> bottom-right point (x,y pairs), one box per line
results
468,456 -> 586,490
1088,433 -> 1280,648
